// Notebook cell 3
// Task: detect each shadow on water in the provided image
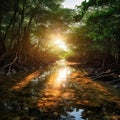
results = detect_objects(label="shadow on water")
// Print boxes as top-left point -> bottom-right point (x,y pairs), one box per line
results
0,59 -> 120,120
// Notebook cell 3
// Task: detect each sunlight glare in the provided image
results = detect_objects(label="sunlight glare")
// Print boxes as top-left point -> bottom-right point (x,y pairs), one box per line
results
57,59 -> 66,66
57,67 -> 68,81
55,39 -> 68,51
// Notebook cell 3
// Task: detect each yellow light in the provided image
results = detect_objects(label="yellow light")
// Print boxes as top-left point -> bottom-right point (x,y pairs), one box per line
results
57,67 -> 68,81
54,39 -> 68,51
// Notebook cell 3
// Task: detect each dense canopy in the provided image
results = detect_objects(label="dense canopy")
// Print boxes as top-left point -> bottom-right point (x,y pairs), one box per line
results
0,0 -> 120,72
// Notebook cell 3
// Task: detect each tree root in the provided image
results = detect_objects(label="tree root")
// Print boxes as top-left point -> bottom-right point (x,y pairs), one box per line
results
2,53 -> 18,75
87,65 -> 120,88
3,53 -> 18,69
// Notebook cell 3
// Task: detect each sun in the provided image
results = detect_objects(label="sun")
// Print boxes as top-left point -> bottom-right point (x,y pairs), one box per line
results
54,39 -> 68,51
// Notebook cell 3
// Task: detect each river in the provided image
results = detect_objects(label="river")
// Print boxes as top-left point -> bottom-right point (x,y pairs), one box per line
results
0,60 -> 120,120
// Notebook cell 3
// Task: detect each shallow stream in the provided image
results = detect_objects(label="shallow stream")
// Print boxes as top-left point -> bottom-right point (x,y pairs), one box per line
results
0,60 -> 120,120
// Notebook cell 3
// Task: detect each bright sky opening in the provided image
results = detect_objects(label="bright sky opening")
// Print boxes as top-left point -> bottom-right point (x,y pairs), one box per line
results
62,0 -> 84,9
55,39 -> 68,51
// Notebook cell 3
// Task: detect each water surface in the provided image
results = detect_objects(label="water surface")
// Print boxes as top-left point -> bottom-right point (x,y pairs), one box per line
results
0,60 -> 120,120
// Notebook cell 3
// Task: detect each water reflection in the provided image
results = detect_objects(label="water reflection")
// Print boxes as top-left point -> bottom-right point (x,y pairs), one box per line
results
47,59 -> 72,90
36,60 -> 120,119
37,59 -> 73,109
12,71 -> 40,90
61,108 -> 84,120
0,59 -> 120,120
50,67 -> 69,89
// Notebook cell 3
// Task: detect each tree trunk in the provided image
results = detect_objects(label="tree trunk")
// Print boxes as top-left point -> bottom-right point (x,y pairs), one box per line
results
4,0 -> 19,44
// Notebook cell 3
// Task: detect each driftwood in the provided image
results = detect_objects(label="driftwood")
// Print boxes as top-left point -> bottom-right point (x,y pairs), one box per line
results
91,73 -> 117,80
87,65 -> 120,88
108,78 -> 120,84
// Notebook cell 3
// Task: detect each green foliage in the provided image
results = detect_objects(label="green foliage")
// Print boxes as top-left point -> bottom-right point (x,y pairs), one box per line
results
0,0 -> 72,53
75,0 -> 120,64
1,0 -> 120,66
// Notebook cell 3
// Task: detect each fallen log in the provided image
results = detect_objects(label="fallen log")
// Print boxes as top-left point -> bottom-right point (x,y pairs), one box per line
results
108,78 -> 120,84
91,73 -> 117,81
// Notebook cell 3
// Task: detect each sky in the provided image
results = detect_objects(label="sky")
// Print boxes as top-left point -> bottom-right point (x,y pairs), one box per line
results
62,0 -> 84,9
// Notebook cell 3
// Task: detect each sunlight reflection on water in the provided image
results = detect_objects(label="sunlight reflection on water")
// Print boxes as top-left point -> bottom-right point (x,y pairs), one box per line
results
36,60 -> 87,120
37,59 -> 74,108
47,59 -> 72,89
2,59 -> 120,120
